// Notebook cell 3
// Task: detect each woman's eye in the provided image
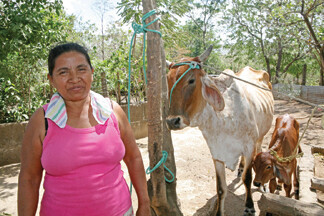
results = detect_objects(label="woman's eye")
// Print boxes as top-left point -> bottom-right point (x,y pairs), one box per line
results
188,79 -> 195,84
59,71 -> 67,75
79,68 -> 87,72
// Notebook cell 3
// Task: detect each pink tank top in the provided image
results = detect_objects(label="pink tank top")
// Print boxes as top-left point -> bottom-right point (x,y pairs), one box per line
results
40,104 -> 132,216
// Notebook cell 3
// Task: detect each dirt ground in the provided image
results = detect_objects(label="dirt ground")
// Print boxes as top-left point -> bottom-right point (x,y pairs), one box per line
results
0,99 -> 324,216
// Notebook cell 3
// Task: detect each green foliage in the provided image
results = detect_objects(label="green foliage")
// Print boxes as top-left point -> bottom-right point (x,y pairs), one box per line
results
221,0 -> 322,84
1,0 -> 322,123
0,78 -> 27,123
0,0 -> 72,123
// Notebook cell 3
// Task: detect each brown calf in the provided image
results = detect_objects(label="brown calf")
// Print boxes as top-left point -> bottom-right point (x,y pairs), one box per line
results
253,114 -> 301,199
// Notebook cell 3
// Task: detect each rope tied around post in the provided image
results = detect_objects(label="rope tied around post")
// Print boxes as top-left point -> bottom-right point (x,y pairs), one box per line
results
146,151 -> 175,183
128,9 -> 161,122
127,10 -> 174,184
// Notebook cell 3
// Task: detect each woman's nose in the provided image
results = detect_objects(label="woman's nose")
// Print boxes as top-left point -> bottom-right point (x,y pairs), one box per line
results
68,71 -> 80,82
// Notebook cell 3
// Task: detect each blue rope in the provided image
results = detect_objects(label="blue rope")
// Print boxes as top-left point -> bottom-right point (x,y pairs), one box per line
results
127,10 -> 175,195
128,10 -> 161,122
146,151 -> 175,183
169,61 -> 201,106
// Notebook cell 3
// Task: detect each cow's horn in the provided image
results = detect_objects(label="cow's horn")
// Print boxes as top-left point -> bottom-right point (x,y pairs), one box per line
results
166,60 -> 172,69
199,45 -> 213,62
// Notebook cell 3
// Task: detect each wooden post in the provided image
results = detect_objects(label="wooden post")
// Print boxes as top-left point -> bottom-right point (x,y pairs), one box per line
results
142,0 -> 167,214
142,0 -> 182,215
311,177 -> 324,192
258,193 -> 324,215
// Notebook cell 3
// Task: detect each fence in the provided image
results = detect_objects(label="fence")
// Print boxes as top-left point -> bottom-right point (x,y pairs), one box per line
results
272,84 -> 324,105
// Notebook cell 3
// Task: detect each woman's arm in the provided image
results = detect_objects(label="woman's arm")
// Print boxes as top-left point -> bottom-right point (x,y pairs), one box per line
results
113,102 -> 151,216
18,108 -> 45,216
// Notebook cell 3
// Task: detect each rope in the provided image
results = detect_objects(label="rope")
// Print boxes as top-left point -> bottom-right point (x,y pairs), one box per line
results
127,10 -> 174,191
128,9 -> 161,122
146,151 -> 175,183
169,61 -> 201,106
200,63 -> 324,110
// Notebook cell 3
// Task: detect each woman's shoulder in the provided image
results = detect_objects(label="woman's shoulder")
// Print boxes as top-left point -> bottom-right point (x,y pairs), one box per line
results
25,106 -> 46,140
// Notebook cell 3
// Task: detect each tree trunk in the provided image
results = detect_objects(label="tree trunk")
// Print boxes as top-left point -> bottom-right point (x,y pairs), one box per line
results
142,0 -> 182,215
160,22 -> 183,216
275,38 -> 282,83
320,65 -> 324,86
301,3 -> 324,85
302,64 -> 307,85
265,57 -> 271,82
101,71 -> 108,97
116,70 -> 121,104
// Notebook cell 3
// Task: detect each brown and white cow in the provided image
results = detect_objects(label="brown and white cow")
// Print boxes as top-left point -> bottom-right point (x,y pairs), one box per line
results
166,46 -> 274,216
253,114 -> 301,199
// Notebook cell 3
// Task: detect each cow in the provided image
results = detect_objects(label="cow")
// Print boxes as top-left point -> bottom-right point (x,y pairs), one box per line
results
253,114 -> 301,199
166,45 -> 274,216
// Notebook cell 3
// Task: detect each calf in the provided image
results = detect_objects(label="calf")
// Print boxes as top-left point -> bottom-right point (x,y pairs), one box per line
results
253,114 -> 301,199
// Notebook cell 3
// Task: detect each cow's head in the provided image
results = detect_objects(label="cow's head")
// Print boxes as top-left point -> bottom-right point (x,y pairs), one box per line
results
166,45 -> 225,130
253,151 -> 291,187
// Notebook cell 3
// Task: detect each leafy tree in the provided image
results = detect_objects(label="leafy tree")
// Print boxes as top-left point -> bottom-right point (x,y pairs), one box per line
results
0,0 -> 72,122
283,0 -> 324,85
222,0 -> 322,84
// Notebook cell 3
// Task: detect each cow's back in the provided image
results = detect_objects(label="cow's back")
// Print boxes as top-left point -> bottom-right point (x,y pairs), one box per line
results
236,66 -> 272,90
234,67 -> 274,139
199,67 -> 274,170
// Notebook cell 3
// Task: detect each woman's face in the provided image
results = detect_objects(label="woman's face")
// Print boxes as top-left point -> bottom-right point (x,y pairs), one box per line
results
48,51 -> 94,102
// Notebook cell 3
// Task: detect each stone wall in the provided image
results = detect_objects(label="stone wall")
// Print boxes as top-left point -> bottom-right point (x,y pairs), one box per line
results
0,103 -> 148,166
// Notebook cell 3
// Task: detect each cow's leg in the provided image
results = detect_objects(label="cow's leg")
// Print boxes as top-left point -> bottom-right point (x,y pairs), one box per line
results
242,156 -> 255,216
269,178 -> 277,193
283,183 -> 292,198
293,161 -> 299,199
237,156 -> 244,178
213,159 -> 227,216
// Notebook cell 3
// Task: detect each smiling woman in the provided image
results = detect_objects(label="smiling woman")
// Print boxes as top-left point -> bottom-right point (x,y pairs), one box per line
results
17,42 -> 151,216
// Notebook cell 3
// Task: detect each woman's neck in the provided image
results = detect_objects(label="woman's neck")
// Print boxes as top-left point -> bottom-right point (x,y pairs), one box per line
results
65,95 -> 90,114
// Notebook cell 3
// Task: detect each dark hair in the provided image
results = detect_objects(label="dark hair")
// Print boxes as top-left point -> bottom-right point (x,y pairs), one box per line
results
48,42 -> 93,76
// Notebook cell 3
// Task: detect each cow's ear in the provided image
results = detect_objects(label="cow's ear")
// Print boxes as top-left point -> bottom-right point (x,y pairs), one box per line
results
201,76 -> 225,111
273,162 -> 290,185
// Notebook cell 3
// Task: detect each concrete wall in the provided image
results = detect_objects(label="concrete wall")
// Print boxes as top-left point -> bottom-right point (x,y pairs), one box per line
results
0,103 -> 148,166
0,122 -> 28,166
273,84 -> 324,104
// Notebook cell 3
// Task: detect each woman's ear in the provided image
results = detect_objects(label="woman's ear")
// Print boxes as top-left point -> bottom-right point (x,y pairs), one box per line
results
47,74 -> 53,86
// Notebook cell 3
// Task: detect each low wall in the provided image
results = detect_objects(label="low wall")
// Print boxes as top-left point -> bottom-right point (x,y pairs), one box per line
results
0,103 -> 148,166
273,84 -> 324,104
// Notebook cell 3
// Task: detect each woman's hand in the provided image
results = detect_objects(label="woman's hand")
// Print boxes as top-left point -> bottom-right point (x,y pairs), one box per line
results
136,202 -> 151,216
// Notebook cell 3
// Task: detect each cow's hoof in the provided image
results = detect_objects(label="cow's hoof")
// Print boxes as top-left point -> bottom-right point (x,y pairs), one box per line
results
243,207 -> 255,216
237,167 -> 244,178
294,189 -> 299,200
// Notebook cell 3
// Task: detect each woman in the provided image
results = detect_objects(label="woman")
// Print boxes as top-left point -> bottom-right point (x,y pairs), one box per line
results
18,43 -> 151,216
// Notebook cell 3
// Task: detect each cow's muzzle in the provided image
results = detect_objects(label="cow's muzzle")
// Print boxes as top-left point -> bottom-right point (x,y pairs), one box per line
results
166,117 -> 181,130
253,181 -> 261,187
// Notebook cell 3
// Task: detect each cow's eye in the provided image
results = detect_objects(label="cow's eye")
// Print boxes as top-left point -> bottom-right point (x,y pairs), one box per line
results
266,165 -> 272,169
188,79 -> 195,84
